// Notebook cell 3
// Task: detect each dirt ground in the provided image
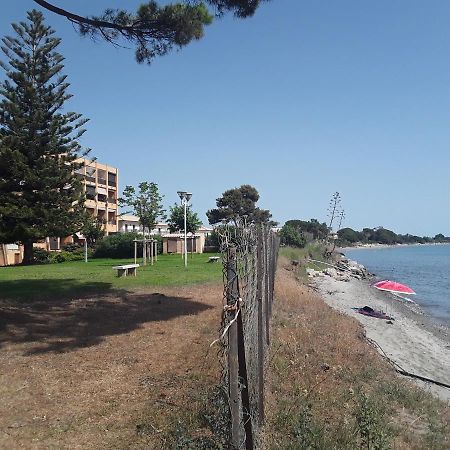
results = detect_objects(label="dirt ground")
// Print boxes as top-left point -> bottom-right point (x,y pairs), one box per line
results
0,284 -> 223,449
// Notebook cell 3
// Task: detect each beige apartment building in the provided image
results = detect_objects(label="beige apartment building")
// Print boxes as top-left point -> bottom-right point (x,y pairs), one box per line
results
75,158 -> 119,236
0,158 -> 119,266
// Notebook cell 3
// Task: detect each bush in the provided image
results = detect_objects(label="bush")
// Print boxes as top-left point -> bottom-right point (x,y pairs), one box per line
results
62,243 -> 82,252
93,232 -> 142,259
48,248 -> 93,263
32,248 -> 51,264
279,225 -> 306,248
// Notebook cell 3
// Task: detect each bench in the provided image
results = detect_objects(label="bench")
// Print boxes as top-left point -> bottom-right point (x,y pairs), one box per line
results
112,264 -> 139,277
208,256 -> 220,263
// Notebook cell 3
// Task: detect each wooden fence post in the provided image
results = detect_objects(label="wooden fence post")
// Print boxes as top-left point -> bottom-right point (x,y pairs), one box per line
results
264,227 -> 270,346
256,226 -> 265,425
227,246 -> 240,449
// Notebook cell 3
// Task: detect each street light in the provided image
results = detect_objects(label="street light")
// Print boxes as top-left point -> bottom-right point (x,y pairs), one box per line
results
177,191 -> 192,267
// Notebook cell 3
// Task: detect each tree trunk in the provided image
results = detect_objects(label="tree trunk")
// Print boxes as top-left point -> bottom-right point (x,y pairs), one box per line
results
22,240 -> 34,265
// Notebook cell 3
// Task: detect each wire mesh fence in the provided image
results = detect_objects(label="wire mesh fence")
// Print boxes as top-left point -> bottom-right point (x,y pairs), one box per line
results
216,222 -> 280,449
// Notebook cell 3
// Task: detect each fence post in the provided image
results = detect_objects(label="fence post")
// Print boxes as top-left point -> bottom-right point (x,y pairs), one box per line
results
227,246 -> 241,449
256,226 -> 265,425
237,305 -> 254,450
264,227 -> 270,346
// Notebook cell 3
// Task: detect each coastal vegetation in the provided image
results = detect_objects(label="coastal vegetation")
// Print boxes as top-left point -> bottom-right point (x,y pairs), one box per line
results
279,218 -> 450,249
279,219 -> 329,248
337,226 -> 450,247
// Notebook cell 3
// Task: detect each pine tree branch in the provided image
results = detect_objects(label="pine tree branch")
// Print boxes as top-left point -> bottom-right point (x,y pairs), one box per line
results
33,0 -> 139,32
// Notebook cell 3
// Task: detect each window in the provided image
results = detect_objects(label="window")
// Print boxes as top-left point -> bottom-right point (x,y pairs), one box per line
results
108,172 -> 117,187
86,186 -> 96,200
85,166 -> 96,183
108,190 -> 116,203
98,169 -> 107,185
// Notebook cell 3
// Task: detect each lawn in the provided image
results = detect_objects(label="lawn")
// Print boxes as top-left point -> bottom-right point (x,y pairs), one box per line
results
0,253 -> 223,301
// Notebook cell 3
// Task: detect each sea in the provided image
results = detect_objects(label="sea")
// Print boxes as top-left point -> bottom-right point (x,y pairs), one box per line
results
344,244 -> 450,327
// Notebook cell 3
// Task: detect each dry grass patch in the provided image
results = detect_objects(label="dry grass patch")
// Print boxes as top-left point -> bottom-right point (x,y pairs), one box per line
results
0,284 -> 228,449
262,257 -> 450,449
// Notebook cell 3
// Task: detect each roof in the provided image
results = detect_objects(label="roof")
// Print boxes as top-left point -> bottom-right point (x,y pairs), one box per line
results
118,215 -> 139,222
161,233 -> 200,238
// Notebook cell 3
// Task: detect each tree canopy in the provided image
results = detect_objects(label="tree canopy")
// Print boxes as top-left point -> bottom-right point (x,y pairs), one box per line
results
167,203 -> 202,234
284,219 -> 329,241
81,213 -> 105,248
119,181 -> 166,236
32,0 -> 269,64
206,184 -> 273,226
0,10 -> 89,263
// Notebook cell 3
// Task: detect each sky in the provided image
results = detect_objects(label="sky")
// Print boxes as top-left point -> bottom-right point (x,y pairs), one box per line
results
1,0 -> 450,236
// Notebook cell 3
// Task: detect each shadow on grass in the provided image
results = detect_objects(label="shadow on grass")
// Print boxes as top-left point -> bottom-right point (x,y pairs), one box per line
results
0,280 -> 213,354
0,278 -> 114,303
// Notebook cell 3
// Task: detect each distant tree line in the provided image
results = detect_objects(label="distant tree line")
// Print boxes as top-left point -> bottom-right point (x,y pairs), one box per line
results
337,227 -> 450,246
279,219 -> 329,248
278,220 -> 450,249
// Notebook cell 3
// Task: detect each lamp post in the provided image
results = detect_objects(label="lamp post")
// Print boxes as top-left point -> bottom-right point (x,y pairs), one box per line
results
177,191 -> 192,267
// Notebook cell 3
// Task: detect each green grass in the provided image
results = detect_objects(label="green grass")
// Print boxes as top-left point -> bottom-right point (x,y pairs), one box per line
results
0,253 -> 223,301
280,243 -> 329,280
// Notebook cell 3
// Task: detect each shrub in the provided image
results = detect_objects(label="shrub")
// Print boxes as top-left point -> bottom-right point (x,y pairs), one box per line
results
32,248 -> 51,264
279,225 -> 306,248
49,248 -> 93,263
93,232 -> 142,259
62,243 -> 82,252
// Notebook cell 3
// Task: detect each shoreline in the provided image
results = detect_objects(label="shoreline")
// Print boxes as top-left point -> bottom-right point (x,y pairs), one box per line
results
338,242 -> 450,251
313,273 -> 450,402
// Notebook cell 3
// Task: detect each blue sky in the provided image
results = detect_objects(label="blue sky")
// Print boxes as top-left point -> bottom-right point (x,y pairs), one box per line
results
1,1 -> 450,236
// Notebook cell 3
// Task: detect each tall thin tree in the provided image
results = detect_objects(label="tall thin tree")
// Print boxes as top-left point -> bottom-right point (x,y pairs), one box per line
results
0,10 -> 89,264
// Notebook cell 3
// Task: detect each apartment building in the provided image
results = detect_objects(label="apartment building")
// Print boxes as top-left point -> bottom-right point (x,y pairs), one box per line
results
0,158 -> 119,265
76,158 -> 119,235
118,215 -> 170,235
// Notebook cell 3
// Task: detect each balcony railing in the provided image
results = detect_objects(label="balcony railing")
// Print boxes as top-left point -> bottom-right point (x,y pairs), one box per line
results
98,178 -> 107,185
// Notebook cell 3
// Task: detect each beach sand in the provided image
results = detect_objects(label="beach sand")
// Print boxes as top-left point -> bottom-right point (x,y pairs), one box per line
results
314,274 -> 450,403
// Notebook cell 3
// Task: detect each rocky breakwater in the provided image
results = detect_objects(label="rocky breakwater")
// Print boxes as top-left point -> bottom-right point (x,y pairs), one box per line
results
306,257 -> 369,282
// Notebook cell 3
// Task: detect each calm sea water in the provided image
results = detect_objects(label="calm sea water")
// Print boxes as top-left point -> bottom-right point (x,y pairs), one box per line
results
344,244 -> 450,326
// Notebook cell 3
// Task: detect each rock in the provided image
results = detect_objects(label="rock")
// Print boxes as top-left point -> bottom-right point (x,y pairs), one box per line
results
324,267 -> 338,278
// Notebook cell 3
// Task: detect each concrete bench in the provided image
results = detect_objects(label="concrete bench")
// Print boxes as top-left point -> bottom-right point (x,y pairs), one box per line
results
112,263 -> 139,277
208,256 -> 220,263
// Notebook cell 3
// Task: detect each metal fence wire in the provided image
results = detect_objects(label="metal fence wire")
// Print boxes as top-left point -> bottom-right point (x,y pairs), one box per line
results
217,223 -> 280,449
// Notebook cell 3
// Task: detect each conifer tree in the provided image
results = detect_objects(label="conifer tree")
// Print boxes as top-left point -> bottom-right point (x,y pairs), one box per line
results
0,10 -> 89,264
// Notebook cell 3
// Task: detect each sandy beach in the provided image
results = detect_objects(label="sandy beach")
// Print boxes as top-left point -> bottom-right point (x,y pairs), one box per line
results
314,274 -> 450,403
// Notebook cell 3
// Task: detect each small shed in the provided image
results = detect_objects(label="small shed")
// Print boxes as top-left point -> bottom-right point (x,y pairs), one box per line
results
161,233 -> 204,254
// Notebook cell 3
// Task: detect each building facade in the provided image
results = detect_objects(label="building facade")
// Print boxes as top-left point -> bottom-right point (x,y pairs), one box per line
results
118,215 -> 170,235
76,158 -> 119,236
